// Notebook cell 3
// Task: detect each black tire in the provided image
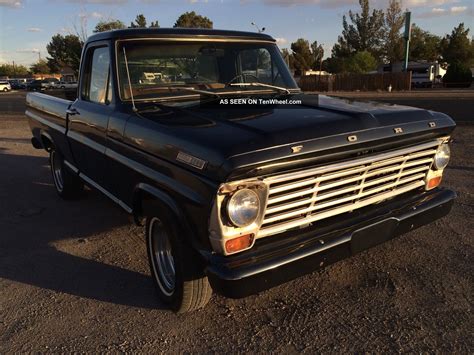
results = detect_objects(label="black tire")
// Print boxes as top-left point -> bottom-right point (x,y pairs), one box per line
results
49,148 -> 83,199
2,88 -> 8,92
146,212 -> 212,313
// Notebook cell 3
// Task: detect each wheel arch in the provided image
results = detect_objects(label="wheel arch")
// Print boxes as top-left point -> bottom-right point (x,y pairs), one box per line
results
40,131 -> 54,152
133,183 -> 204,250
132,183 -> 187,225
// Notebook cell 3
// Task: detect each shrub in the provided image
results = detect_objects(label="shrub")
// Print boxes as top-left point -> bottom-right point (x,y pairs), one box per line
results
345,51 -> 378,74
443,62 -> 473,88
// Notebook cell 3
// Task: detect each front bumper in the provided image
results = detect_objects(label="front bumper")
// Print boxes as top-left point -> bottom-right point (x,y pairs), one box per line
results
206,188 -> 456,298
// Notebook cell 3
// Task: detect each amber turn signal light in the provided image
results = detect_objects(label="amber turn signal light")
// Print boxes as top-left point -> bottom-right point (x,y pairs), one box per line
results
426,176 -> 442,190
225,234 -> 254,254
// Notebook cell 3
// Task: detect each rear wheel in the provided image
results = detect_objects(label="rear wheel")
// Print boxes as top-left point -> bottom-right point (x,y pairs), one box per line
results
49,149 -> 83,199
146,213 -> 212,313
2,88 -> 8,92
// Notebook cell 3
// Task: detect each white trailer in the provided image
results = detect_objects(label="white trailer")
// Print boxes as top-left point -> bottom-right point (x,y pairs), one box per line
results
378,61 -> 447,88
409,62 -> 446,88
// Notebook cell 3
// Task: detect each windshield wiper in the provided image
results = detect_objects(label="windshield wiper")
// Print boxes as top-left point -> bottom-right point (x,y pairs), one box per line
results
137,85 -> 221,100
229,82 -> 292,95
136,101 -> 175,113
167,86 -> 221,99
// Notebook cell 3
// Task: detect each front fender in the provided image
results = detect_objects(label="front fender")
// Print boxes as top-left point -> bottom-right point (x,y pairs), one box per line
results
132,183 -> 211,255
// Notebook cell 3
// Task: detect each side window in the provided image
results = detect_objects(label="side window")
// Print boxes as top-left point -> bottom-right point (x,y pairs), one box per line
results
82,46 -> 111,104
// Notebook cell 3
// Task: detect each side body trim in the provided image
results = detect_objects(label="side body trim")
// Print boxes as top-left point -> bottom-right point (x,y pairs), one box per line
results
26,109 -> 66,134
63,160 -> 79,174
67,130 -> 106,153
64,160 -> 133,214
106,145 -> 206,206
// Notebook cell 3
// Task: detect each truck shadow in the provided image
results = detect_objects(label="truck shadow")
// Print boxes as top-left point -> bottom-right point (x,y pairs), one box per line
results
0,151 -> 164,310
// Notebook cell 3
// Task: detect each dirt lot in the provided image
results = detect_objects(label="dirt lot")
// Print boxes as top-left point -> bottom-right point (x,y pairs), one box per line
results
0,113 -> 473,352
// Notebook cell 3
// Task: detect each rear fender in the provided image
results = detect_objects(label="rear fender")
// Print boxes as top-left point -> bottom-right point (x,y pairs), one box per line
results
40,131 -> 54,151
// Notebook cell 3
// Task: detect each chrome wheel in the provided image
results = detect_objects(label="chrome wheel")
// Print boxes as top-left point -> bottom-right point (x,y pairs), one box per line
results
50,151 -> 64,192
149,217 -> 176,296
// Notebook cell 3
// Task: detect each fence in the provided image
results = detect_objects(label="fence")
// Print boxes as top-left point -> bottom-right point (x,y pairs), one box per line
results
299,72 -> 412,92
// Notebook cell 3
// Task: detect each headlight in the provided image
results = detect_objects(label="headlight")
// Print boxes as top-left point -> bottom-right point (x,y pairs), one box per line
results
433,144 -> 450,170
227,189 -> 260,227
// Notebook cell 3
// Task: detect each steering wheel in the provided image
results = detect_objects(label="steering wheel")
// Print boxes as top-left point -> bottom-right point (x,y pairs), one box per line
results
226,73 -> 260,86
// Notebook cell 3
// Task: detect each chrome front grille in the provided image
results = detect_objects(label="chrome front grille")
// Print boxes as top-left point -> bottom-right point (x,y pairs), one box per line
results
257,140 -> 440,239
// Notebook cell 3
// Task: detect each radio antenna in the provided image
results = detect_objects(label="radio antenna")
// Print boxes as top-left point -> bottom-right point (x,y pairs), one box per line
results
122,46 -> 137,112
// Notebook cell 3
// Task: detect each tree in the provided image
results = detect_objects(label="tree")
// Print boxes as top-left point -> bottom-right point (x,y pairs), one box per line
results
46,34 -> 83,75
290,38 -> 313,75
174,11 -> 213,29
93,19 -> 126,33
129,14 -> 159,28
409,25 -> 442,62
345,51 -> 377,73
384,0 -> 405,63
0,63 -> 29,77
30,59 -> 51,74
71,11 -> 89,44
333,0 -> 385,60
325,56 -> 346,74
440,23 -> 473,66
310,41 -> 324,70
130,14 -> 147,28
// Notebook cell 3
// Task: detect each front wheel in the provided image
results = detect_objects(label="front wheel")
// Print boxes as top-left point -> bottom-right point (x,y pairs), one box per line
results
146,214 -> 212,313
49,149 -> 83,199
2,88 -> 8,92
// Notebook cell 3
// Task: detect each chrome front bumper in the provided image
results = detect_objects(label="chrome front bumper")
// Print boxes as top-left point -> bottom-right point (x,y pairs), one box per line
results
206,188 -> 455,298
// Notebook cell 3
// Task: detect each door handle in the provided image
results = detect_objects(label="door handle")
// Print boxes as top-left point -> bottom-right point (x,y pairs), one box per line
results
66,108 -> 80,116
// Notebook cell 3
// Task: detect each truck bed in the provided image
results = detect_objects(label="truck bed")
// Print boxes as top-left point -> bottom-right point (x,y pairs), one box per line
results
26,92 -> 73,162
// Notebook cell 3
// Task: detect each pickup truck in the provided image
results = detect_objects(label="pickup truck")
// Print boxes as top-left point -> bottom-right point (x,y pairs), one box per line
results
26,28 -> 456,313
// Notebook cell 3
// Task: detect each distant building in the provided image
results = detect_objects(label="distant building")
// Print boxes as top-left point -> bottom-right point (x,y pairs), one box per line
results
303,69 -> 330,76
59,66 -> 76,82
31,73 -> 61,80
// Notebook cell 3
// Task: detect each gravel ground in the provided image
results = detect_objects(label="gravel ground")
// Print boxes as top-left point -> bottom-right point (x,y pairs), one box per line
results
0,116 -> 473,352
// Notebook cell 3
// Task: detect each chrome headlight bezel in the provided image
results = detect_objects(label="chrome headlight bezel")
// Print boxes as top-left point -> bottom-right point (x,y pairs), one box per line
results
209,180 -> 269,255
433,143 -> 451,170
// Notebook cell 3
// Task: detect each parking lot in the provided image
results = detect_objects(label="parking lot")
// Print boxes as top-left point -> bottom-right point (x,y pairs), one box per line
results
0,90 -> 473,352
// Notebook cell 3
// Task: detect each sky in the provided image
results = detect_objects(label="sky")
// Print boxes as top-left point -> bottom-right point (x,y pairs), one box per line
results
0,0 -> 473,67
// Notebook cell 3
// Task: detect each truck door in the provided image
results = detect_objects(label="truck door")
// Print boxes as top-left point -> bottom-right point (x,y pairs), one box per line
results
67,43 -> 113,188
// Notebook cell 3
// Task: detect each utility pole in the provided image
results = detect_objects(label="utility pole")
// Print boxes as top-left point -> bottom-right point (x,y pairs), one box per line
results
12,61 -> 16,77
403,11 -> 411,72
318,45 -> 325,90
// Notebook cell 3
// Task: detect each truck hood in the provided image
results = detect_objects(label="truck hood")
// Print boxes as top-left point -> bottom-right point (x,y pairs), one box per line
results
126,94 -> 455,181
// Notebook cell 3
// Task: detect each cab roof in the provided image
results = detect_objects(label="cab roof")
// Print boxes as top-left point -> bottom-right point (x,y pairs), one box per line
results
87,28 -> 276,43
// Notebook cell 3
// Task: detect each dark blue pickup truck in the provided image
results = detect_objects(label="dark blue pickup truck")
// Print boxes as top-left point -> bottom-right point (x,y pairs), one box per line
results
26,28 -> 456,313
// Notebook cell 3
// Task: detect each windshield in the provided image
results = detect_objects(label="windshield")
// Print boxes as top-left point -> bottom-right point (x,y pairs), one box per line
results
116,40 -> 298,102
